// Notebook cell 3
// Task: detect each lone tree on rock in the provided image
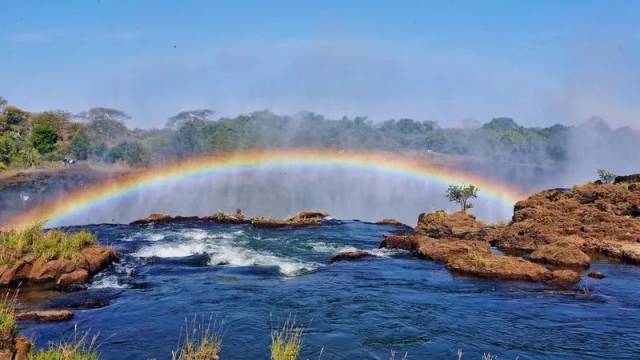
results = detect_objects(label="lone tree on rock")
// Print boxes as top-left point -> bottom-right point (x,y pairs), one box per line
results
597,169 -> 616,184
446,183 -> 479,213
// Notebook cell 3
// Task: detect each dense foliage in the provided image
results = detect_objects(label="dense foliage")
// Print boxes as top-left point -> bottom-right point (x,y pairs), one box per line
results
0,97 -> 637,170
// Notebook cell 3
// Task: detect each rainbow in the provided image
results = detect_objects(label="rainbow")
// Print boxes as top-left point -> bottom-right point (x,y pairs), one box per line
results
2,148 -> 530,229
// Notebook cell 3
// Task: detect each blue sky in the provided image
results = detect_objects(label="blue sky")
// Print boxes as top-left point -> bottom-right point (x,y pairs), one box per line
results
1,1 -> 638,128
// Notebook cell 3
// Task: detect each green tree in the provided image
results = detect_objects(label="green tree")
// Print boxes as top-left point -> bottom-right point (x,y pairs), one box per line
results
166,109 -> 215,128
30,111 -> 68,138
0,133 -> 19,165
597,169 -> 616,184
108,141 -> 146,166
446,183 -> 479,213
70,131 -> 90,160
3,106 -> 30,126
30,124 -> 58,154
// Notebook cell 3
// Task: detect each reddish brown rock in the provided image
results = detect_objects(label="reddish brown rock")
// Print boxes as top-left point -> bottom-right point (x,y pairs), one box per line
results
286,211 -> 329,222
330,251 -> 374,263
487,182 -> 640,263
375,218 -> 407,227
588,271 -> 605,279
131,213 -> 201,225
527,243 -> 591,268
78,246 -> 117,274
57,269 -> 89,286
379,234 -> 421,251
29,257 -> 76,281
16,309 -> 73,322
14,336 -> 31,360
416,210 -> 485,239
445,251 -> 552,282
416,238 -> 490,262
545,269 -> 582,287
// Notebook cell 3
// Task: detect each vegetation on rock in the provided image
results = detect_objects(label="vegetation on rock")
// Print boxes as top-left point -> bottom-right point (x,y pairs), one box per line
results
0,223 -> 96,265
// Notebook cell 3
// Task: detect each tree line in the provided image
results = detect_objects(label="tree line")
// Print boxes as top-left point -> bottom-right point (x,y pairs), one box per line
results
0,96 -> 635,169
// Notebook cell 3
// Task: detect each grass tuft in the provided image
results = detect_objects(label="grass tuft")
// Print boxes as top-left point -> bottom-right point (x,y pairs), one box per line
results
172,316 -> 222,360
28,326 -> 99,360
0,222 -> 95,265
271,317 -> 303,360
0,291 -> 17,338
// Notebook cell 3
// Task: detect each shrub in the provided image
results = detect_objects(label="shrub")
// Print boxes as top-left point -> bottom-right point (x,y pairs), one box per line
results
30,124 -> 59,155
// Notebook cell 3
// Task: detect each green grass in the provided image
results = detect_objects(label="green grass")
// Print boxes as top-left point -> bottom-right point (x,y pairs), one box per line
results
172,317 -> 222,360
0,222 -> 96,265
28,328 -> 99,360
271,318 -> 303,360
0,292 -> 17,338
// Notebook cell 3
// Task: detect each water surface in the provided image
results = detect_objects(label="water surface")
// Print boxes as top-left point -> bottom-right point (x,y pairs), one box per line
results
19,221 -> 640,359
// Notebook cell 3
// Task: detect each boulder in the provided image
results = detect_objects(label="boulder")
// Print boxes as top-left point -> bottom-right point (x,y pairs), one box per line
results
416,210 -> 485,239
588,271 -> 605,279
286,211 -> 329,222
78,246 -> 118,274
29,257 -> 76,281
379,234 -> 420,251
375,218 -> 408,227
14,337 -> 30,360
16,309 -> 73,322
57,269 -> 89,286
330,251 -> 374,263
545,269 -> 581,287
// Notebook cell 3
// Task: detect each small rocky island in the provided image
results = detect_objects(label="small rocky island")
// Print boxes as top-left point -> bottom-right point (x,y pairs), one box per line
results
376,175 -> 640,286
131,210 -> 332,228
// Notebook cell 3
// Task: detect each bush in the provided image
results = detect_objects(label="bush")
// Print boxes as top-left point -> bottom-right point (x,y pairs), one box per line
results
3,106 -> 29,125
30,124 -> 59,154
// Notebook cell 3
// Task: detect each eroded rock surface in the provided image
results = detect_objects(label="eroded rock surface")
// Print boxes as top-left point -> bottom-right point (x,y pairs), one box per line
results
0,246 -> 117,287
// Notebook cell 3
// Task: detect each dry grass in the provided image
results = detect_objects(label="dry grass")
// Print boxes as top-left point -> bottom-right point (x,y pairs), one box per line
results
0,291 -> 17,338
0,222 -> 95,265
172,316 -> 222,360
29,326 -> 99,360
271,317 -> 303,360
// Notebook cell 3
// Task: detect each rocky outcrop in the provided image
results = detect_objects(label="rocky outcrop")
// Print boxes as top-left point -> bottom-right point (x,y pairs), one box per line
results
330,251 -> 374,262
416,211 -> 486,240
486,181 -> 640,264
0,246 -> 117,287
376,218 -> 403,226
286,211 -> 329,223
132,210 -> 330,228
131,213 -> 200,225
16,309 -> 73,322
377,177 -> 640,287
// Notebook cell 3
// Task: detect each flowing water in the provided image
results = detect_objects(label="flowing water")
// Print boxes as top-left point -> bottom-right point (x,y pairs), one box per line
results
18,220 -> 640,359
